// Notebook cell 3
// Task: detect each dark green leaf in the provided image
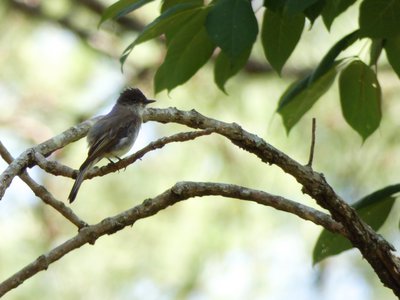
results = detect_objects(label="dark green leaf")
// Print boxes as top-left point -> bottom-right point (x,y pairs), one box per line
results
278,66 -> 337,133
154,8 -> 215,93
304,0 -> 326,24
214,48 -> 251,93
322,0 -> 356,30
369,39 -> 384,66
276,30 -> 359,132
161,0 -> 203,12
313,229 -> 352,265
356,196 -> 395,231
120,2 -> 202,66
313,184 -> 400,264
261,9 -> 305,74
354,183 -> 400,210
339,60 -> 381,140
100,0 -> 155,25
264,0 -> 287,11
278,74 -> 311,108
285,0 -> 319,14
206,0 -> 258,58
385,36 -> 400,78
309,30 -> 359,83
313,197 -> 395,264
359,0 -> 400,38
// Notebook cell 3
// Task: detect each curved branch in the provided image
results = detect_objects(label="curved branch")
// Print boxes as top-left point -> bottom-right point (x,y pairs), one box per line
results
0,181 -> 341,297
1,106 -> 399,295
143,108 -> 400,295
93,129 -> 215,177
33,129 -> 215,180
0,142 -> 87,229
0,118 -> 96,200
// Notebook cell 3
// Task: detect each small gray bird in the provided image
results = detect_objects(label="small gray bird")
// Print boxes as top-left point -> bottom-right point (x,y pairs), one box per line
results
68,88 -> 155,203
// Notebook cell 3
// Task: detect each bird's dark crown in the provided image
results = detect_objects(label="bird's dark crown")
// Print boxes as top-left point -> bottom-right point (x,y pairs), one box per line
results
117,88 -> 148,105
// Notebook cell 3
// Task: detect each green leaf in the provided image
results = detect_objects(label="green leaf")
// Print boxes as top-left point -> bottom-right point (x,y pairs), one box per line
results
322,0 -> 356,30
154,8 -> 215,93
369,39 -> 384,66
161,0 -> 203,12
309,30 -> 359,83
120,2 -> 203,66
354,183 -> 400,210
264,0 -> 287,11
304,0 -> 326,24
313,197 -> 395,264
285,0 -> 319,14
100,0 -> 155,25
385,36 -> 400,78
339,60 -> 381,140
205,0 -> 258,58
278,74 -> 311,108
313,228 -> 353,266
313,184 -> 400,264
214,48 -> 251,93
261,9 -> 305,74
276,30 -> 359,132
278,66 -> 337,133
359,0 -> 400,38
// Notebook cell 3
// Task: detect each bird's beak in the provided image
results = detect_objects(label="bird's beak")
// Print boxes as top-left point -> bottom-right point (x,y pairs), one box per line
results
144,99 -> 156,105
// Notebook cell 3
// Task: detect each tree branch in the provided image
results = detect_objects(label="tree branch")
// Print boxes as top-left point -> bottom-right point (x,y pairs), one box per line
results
143,108 -> 400,296
307,118 -> 316,167
0,117 -> 96,200
95,129 -> 215,177
0,142 -> 87,229
0,181 -> 341,297
1,107 -> 399,295
32,129 -> 215,180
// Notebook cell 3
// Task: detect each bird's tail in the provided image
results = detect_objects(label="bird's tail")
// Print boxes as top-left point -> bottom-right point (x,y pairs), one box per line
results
68,159 -> 96,203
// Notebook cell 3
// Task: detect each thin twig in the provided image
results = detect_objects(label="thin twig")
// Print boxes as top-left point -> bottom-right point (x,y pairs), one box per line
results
33,151 -> 72,178
0,181 -> 342,297
307,118 -> 316,167
93,129 -> 215,178
0,142 -> 87,229
33,129 -> 215,180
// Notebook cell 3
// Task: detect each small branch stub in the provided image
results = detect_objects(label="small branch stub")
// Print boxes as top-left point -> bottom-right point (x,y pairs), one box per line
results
307,118 -> 316,167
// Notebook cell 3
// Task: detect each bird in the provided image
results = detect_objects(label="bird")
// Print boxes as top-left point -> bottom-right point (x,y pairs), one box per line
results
68,88 -> 156,203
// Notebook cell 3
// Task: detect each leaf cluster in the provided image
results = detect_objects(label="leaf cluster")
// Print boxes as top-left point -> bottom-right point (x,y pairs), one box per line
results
101,0 -> 400,140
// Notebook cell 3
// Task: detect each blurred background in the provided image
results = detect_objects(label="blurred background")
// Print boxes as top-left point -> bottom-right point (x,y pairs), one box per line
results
0,0 -> 400,299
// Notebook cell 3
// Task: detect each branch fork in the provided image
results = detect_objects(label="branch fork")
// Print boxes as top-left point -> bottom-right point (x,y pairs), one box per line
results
0,107 -> 399,297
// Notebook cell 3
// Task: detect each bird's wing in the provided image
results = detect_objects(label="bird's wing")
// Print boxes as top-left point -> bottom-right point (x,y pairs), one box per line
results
86,113 -> 140,162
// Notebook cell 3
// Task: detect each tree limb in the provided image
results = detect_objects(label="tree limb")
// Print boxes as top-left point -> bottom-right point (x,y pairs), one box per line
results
0,181 -> 341,297
95,129 -> 215,177
1,107 -> 399,296
0,117 -> 96,200
144,108 -> 400,296
33,129 -> 215,180
0,142 -> 87,229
